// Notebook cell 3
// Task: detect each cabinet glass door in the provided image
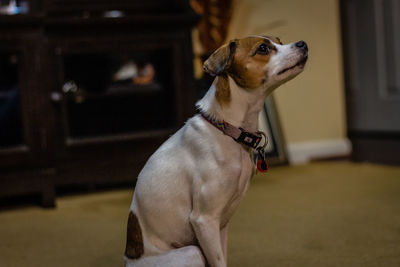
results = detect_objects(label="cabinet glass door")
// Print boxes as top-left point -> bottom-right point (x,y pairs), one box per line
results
0,52 -> 23,148
60,49 -> 176,141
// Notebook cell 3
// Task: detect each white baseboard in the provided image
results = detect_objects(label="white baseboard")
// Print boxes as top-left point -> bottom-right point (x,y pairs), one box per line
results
287,138 -> 352,165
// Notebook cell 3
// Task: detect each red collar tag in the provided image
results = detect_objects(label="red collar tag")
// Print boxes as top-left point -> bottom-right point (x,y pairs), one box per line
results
256,147 -> 269,172
257,158 -> 269,172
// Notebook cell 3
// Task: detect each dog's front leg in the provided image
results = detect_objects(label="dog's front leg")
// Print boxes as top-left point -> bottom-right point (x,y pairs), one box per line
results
190,178 -> 230,267
220,225 -> 228,262
190,214 -> 225,267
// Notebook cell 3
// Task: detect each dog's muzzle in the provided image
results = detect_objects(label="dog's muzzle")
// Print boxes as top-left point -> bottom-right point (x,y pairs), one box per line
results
295,40 -> 308,52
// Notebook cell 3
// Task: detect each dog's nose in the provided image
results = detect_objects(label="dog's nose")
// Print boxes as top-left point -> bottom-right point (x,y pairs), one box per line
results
295,40 -> 308,51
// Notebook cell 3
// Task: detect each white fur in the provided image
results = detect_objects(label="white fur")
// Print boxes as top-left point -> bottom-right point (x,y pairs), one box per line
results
125,37 -> 307,267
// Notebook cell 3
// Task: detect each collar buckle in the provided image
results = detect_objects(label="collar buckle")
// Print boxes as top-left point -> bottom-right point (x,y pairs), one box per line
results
236,129 -> 262,149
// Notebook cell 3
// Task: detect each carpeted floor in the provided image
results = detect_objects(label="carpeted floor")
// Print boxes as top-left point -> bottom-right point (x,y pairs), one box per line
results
1,162 -> 400,267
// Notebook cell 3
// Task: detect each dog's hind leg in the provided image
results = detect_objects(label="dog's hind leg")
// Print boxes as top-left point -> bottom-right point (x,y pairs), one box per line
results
124,245 -> 205,267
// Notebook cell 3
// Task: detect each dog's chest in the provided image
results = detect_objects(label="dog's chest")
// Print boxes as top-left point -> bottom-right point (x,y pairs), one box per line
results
220,149 -> 254,227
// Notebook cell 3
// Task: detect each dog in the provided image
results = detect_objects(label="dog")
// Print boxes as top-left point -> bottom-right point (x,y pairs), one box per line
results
124,35 -> 308,267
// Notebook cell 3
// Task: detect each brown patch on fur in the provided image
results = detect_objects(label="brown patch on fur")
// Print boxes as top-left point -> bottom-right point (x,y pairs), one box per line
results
228,37 -> 273,89
203,41 -> 236,76
215,74 -> 231,106
125,211 -> 144,259
263,35 -> 282,45
203,36 -> 281,89
274,37 -> 283,45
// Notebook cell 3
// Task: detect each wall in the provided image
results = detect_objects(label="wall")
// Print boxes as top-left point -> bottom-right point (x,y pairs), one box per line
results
225,0 -> 350,163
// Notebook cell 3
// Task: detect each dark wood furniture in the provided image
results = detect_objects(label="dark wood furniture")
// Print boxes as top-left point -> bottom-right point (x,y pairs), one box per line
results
0,0 -> 197,207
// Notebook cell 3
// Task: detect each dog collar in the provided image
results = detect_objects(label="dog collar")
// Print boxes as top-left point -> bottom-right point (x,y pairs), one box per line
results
199,110 -> 269,172
199,111 -> 263,149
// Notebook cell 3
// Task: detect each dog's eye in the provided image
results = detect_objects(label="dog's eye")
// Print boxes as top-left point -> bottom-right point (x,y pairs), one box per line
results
256,44 -> 270,55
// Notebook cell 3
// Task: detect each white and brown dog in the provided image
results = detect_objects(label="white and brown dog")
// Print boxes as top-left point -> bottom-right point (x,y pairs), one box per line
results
124,35 -> 308,267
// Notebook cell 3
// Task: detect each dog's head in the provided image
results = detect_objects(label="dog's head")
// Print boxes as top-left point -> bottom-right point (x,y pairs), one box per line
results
203,35 -> 308,91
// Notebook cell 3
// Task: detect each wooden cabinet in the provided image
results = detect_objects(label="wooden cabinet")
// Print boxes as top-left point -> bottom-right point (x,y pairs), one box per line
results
0,0 -> 197,206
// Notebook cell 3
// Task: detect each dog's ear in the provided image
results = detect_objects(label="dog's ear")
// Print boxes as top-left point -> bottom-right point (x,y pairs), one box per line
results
203,40 -> 237,76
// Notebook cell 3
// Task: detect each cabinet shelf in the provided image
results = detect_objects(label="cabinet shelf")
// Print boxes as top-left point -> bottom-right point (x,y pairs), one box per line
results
66,128 -> 175,146
83,83 -> 162,100
0,14 -> 42,26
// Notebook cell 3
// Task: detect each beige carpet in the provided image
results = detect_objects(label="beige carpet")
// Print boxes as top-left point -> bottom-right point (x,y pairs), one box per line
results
1,162 -> 400,267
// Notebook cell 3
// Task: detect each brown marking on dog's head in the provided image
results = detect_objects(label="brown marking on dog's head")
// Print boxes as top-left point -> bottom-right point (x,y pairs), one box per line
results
214,74 -> 231,106
203,42 -> 235,106
229,36 -> 277,89
204,35 -> 308,98
274,37 -> 283,45
125,211 -> 144,259
203,36 -> 278,90
203,40 -> 237,76
260,35 -> 282,45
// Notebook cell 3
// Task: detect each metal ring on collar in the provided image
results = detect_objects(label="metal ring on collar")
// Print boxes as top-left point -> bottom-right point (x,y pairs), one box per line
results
256,131 -> 268,150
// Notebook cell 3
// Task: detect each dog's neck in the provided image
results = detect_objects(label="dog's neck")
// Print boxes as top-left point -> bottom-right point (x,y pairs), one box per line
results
197,76 -> 267,132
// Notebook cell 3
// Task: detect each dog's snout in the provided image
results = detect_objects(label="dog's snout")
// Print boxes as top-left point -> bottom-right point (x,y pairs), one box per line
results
295,41 -> 305,48
295,40 -> 308,51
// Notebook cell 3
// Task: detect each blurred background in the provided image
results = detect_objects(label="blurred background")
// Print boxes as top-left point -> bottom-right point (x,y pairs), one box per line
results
0,0 -> 399,266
